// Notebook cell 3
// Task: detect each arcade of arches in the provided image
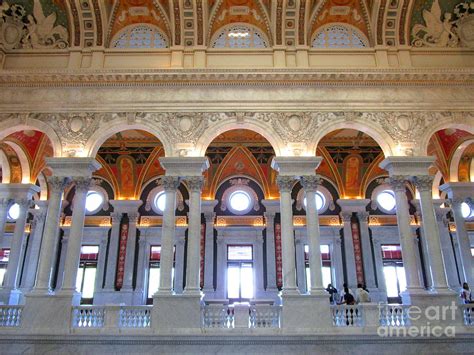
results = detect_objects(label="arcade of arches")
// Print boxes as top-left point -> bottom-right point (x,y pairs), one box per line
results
0,0 -> 474,353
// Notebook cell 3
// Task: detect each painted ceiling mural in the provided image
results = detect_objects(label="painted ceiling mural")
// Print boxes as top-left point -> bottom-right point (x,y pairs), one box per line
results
2,0 -> 472,50
0,127 -> 472,203
0,0 -> 69,49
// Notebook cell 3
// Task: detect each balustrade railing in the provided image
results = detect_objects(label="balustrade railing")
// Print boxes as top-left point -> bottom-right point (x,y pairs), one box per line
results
379,304 -> 410,327
249,305 -> 281,328
0,306 -> 22,327
119,306 -> 152,328
461,304 -> 474,326
331,305 -> 363,327
202,304 -> 234,328
72,306 -> 105,328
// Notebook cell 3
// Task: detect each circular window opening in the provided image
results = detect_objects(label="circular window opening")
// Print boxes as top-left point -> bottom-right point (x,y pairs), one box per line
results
376,190 -> 396,213
7,203 -> 20,221
85,191 -> 104,214
303,191 -> 326,212
461,202 -> 473,219
229,190 -> 252,213
154,191 -> 167,214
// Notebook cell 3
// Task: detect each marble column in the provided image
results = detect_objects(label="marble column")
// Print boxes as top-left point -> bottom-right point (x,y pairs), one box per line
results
54,234 -> 68,290
301,175 -> 324,294
339,211 -> 357,289
389,176 -> 424,293
433,200 -> 460,288
0,184 -> 39,304
276,175 -> 298,295
295,236 -> 306,294
183,176 -> 204,295
133,233 -> 148,305
371,238 -> 388,297
156,176 -> 180,295
254,233 -> 265,298
58,177 -> 91,299
440,182 -> 474,286
215,231 -> 226,299
411,200 -> 433,289
22,201 -> 48,290
262,201 -> 278,293
0,198 -> 11,243
31,176 -> 69,293
95,236 -> 108,296
357,211 -> 377,290
103,210 -> 122,291
174,233 -> 186,294
202,204 -> 217,297
412,176 -> 450,292
2,199 -> 30,290
122,211 -> 140,293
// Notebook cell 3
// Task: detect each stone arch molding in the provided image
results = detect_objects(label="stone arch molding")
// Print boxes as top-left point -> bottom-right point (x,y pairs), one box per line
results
0,111 -> 472,159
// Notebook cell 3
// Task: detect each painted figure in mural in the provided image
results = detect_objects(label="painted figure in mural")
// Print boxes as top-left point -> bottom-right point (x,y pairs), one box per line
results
345,155 -> 360,194
412,0 -> 458,47
119,157 -> 135,197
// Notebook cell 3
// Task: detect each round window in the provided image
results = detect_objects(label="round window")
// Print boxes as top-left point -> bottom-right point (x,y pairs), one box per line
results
153,191 -> 167,213
7,203 -> 20,221
376,190 -> 396,213
85,191 -> 104,214
228,190 -> 252,214
303,191 -> 326,212
461,202 -> 473,219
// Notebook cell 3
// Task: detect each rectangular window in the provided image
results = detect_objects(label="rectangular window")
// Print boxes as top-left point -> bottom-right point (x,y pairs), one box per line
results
381,244 -> 406,302
304,245 -> 332,292
0,249 -> 10,286
75,245 -> 99,304
227,245 -> 254,302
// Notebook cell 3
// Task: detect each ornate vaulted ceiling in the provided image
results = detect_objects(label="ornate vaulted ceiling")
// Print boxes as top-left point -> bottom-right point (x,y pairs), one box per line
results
1,0 -> 473,50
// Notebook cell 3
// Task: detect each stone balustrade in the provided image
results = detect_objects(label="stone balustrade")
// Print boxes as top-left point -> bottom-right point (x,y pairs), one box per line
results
331,304 -> 364,327
249,305 -> 281,328
120,306 -> 152,328
72,306 -> 105,328
461,304 -> 474,326
201,304 -> 234,328
378,304 -> 410,327
72,305 -> 152,329
0,305 -> 23,327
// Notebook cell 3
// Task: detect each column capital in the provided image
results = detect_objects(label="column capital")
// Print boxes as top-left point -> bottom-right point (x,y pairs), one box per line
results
158,157 -> 209,176
261,199 -> 280,213
440,182 -> 474,203
184,176 -> 204,192
45,157 -> 101,178
72,177 -> 93,193
276,175 -> 296,192
110,212 -> 122,224
389,175 -> 409,192
379,156 -> 435,177
0,183 -> 40,200
411,175 -> 434,192
204,211 -> 215,223
47,176 -> 71,193
162,176 -> 181,191
300,175 -> 321,192
128,212 -> 139,224
337,198 -> 370,212
358,211 -> 370,222
264,211 -> 276,219
340,212 -> 352,223
271,156 -> 322,176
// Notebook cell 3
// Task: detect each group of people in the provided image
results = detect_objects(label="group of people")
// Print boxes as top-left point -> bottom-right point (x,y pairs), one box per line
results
325,283 -> 371,305
325,281 -> 473,305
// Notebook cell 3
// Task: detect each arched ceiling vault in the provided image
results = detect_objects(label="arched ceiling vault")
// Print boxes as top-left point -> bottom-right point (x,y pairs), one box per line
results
4,0 -> 471,50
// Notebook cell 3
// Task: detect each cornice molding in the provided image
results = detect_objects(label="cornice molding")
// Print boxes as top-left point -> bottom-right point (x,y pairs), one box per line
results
1,68 -> 474,88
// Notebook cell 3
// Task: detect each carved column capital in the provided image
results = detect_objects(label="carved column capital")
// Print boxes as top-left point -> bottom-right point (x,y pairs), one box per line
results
184,176 -> 204,192
340,212 -> 352,223
412,175 -> 434,192
300,175 -> 321,192
0,198 -> 13,208
72,177 -> 93,193
47,176 -> 71,193
110,212 -> 122,224
204,212 -> 215,223
276,176 -> 295,192
162,176 -> 181,191
128,213 -> 139,224
358,211 -> 370,223
389,175 -> 409,192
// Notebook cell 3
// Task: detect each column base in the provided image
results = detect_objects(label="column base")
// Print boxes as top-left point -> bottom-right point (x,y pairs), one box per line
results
22,293 -> 75,334
152,293 -> 202,332
281,287 -> 301,297
0,288 -> 23,305
281,294 -> 332,331
55,288 -> 82,306
409,290 -> 460,327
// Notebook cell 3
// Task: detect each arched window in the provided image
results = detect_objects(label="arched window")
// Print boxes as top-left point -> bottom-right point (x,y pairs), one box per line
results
311,24 -> 369,49
111,25 -> 169,49
211,24 -> 269,49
